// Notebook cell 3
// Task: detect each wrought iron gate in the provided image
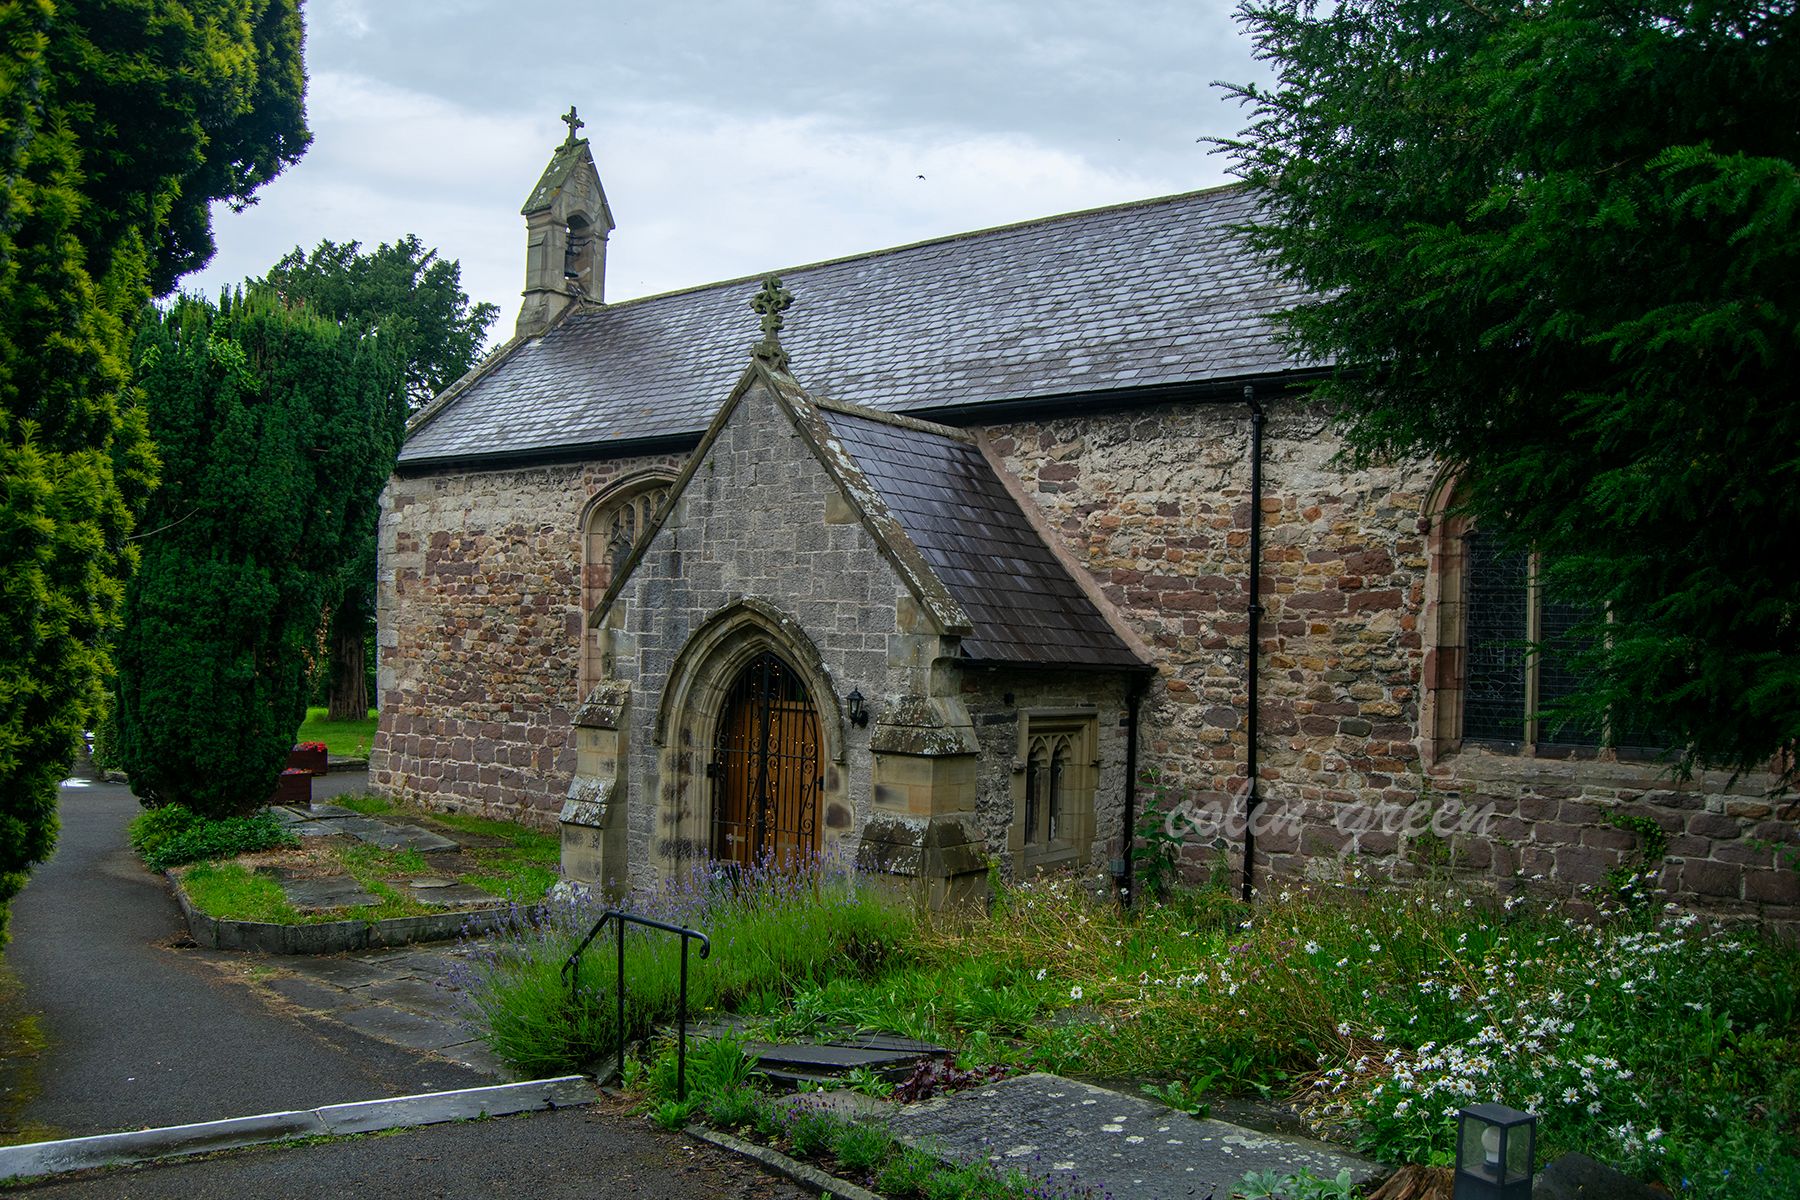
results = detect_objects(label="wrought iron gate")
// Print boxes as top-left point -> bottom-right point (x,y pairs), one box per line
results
711,651 -> 821,869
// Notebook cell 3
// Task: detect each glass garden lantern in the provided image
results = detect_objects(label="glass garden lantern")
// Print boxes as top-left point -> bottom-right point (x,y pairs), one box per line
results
1453,1103 -> 1536,1199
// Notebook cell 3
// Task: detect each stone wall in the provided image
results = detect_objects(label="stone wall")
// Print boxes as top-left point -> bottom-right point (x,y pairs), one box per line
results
962,670 -> 1131,876
375,389 -> 1796,924
981,399 -> 1798,925
373,452 -> 682,825
593,374 -> 986,896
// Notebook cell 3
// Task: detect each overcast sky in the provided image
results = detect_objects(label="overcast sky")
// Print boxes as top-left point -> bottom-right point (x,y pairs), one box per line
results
186,1 -> 1268,342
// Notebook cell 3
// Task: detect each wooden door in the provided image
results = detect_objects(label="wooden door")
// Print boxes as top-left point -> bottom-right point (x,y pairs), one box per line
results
711,652 -> 821,870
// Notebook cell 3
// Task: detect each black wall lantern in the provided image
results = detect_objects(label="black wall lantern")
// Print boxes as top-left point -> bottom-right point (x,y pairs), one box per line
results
1454,1103 -> 1536,1200
846,689 -> 869,728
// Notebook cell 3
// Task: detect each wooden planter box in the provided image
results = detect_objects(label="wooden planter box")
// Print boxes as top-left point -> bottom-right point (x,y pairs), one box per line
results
271,768 -> 312,807
287,745 -> 328,775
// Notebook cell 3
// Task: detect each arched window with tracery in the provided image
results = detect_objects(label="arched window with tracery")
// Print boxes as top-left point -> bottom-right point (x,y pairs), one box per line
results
580,476 -> 671,694
1016,712 -> 1096,869
1424,484 -> 1657,760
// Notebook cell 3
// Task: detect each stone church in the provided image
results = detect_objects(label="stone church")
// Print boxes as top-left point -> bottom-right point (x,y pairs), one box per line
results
372,120 -> 1794,920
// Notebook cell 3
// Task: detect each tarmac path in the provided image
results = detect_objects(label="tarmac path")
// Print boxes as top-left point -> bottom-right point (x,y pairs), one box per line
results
1,778 -> 808,1199
13,1099 -> 808,1199
3,777 -> 488,1141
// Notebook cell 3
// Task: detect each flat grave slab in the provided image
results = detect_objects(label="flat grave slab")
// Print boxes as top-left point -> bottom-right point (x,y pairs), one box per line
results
264,975 -> 371,1013
361,974 -> 461,1012
333,1002 -> 474,1053
273,873 -> 378,913
402,879 -> 495,908
291,803 -> 359,820
358,824 -> 459,853
890,1073 -> 1376,1200
281,954 -> 401,989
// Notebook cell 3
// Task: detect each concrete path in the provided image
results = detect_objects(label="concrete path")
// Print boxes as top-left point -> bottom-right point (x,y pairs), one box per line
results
16,1099 -> 811,1199
2,778 -> 491,1142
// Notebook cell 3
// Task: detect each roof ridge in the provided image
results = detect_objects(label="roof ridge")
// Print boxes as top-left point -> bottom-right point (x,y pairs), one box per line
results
580,181 -> 1252,317
811,396 -> 972,444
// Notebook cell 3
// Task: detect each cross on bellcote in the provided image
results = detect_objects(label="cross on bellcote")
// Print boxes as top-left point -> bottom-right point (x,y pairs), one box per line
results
560,106 -> 585,147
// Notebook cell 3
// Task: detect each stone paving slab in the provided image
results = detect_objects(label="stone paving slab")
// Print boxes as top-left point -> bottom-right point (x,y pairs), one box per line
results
368,949 -> 468,981
263,976 -> 372,1013
282,954 -> 403,989
403,879 -> 496,907
274,873 -> 378,912
889,1073 -> 1377,1200
271,806 -> 462,854
359,824 -> 460,853
287,803 -> 358,820
362,974 -> 462,1012
435,1040 -> 511,1078
747,1042 -> 933,1074
333,1003 -> 475,1053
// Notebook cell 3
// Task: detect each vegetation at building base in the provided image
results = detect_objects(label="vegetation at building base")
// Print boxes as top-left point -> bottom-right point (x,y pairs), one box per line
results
0,0 -> 307,940
632,1034 -> 1106,1200
116,291 -> 406,819
260,236 -> 498,722
1220,0 -> 1800,787
464,864 -> 1800,1200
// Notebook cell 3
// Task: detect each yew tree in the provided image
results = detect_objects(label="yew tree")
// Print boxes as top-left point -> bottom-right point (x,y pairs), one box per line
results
117,292 -> 405,817
261,236 -> 497,719
1223,0 -> 1800,787
0,0 -> 307,933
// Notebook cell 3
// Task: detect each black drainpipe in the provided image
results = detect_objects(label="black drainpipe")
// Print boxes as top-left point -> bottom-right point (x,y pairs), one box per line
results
1241,385 -> 1265,903
1118,672 -> 1148,906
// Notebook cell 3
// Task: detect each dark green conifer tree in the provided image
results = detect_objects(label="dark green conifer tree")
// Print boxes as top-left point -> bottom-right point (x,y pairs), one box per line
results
0,0 -> 306,933
262,236 -> 498,719
117,291 -> 404,817
1223,0 -> 1800,785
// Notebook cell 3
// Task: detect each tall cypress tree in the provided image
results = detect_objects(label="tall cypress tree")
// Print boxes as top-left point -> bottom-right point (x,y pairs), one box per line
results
0,0 -> 306,934
118,291 -> 404,817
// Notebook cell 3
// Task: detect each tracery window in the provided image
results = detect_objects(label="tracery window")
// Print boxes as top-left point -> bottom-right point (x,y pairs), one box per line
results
580,477 -> 671,694
1024,731 -> 1072,848
1015,713 -> 1096,868
1445,523 -> 1659,756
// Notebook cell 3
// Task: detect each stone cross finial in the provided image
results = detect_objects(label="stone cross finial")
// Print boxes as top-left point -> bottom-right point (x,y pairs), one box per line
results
749,276 -> 795,369
560,106 -> 585,147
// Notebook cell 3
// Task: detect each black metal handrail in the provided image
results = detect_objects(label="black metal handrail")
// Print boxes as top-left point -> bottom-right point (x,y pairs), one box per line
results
561,909 -> 711,1099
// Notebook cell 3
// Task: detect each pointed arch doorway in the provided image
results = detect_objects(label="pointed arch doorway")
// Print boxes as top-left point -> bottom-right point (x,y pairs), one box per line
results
711,651 -> 822,870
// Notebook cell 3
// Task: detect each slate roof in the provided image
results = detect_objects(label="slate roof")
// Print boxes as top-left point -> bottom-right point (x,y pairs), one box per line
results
400,184 -> 1307,467
820,406 -> 1143,669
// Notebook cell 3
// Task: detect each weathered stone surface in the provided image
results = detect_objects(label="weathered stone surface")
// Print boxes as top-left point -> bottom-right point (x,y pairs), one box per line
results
274,873 -> 377,913
402,880 -> 495,908
357,823 -> 459,853
380,351 -> 1795,924
890,1073 -> 1376,1200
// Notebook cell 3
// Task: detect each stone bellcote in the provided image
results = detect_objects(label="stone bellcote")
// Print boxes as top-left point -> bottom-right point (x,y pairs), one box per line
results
517,107 -> 615,339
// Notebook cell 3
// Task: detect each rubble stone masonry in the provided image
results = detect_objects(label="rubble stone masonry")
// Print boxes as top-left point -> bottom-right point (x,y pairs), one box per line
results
375,395 -> 1796,926
982,399 -> 1797,927
374,453 -> 682,824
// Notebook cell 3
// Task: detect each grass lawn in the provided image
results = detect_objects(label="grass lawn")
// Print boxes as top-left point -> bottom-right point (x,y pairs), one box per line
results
295,706 -> 379,757
467,864 -> 1800,1200
150,792 -> 560,924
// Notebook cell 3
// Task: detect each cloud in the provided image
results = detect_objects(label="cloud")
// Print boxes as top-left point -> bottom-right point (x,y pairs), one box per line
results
184,2 -> 1266,345
189,75 -> 1217,341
